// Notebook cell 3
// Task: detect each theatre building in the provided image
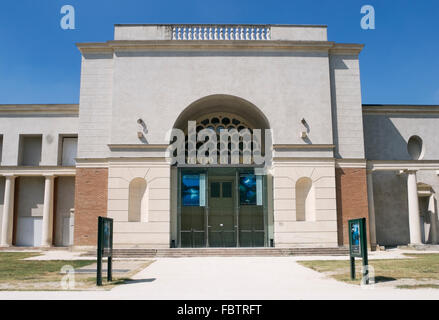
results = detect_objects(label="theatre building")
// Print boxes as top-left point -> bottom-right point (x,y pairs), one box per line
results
0,24 -> 438,250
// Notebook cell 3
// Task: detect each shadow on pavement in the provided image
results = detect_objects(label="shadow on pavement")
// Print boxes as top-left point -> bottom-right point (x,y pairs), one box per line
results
374,276 -> 397,283
122,278 -> 157,284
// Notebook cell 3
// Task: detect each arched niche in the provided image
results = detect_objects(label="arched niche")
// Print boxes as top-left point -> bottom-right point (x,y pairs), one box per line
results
295,177 -> 315,222
128,178 -> 147,222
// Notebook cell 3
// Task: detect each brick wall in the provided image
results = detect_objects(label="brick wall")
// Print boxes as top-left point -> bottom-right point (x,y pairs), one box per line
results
335,167 -> 370,246
74,168 -> 108,246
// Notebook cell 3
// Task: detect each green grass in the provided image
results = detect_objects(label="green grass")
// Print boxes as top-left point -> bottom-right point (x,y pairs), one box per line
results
0,252 -> 93,282
0,252 -> 154,290
298,253 -> 439,287
397,284 -> 439,290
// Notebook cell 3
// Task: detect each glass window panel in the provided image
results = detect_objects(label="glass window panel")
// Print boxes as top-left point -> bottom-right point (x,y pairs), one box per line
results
256,175 -> 263,206
182,174 -> 200,206
222,182 -> 232,198
200,174 -> 206,206
211,182 -> 220,198
239,174 -> 256,205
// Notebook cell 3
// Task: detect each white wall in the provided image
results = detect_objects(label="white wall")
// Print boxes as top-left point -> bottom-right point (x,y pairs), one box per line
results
0,136 -> 3,164
364,113 -> 439,160
77,53 -> 113,159
330,54 -> 365,159
19,135 -> 42,166
15,177 -> 45,246
54,177 -> 75,246
0,177 -> 4,241
16,177 -> 44,217
107,160 -> 170,248
61,137 -> 78,166
108,50 -> 334,148
0,115 -> 78,166
272,160 -> 338,247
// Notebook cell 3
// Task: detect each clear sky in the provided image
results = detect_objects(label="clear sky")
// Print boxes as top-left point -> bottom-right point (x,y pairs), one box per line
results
0,0 -> 438,105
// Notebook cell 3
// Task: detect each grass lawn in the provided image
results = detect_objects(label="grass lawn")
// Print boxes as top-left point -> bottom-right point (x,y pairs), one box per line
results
0,252 -> 92,281
0,252 -> 153,290
0,252 -> 95,290
298,253 -> 439,289
0,252 -> 150,290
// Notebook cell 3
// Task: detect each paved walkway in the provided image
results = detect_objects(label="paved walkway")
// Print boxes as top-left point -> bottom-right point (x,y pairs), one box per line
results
0,255 -> 439,299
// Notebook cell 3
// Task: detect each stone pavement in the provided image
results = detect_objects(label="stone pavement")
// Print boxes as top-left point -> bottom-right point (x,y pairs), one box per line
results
0,254 -> 438,299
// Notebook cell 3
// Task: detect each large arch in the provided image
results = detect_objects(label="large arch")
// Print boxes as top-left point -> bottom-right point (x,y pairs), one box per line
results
170,94 -> 273,248
172,94 -> 271,131
170,94 -> 272,165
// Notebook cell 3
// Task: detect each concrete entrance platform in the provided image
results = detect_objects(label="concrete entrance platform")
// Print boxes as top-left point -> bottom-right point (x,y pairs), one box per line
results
0,254 -> 439,299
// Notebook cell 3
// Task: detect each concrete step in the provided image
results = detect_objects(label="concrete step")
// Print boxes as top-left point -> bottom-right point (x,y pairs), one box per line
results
83,247 -> 349,258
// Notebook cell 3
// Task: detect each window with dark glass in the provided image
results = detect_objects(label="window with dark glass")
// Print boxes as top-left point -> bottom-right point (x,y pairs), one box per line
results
211,182 -> 220,198
222,182 -> 232,198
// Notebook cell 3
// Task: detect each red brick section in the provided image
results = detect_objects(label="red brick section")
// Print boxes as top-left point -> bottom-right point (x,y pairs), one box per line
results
74,168 -> 108,246
335,168 -> 370,247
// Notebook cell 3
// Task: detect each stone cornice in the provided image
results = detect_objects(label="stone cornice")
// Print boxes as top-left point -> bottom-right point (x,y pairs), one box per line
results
368,160 -> 439,171
108,144 -> 169,150
77,40 -> 363,54
363,104 -> 439,115
335,159 -> 367,168
75,157 -> 169,167
272,158 -> 336,167
274,144 -> 335,150
329,43 -> 365,55
0,166 -> 76,176
75,160 -> 109,168
0,104 -> 79,115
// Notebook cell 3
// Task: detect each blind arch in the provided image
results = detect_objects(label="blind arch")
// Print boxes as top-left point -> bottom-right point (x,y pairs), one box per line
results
128,178 -> 147,222
295,177 -> 315,222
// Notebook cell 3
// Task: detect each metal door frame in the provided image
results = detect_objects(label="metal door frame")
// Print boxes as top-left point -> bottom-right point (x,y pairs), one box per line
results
207,174 -> 237,247
177,167 -> 267,248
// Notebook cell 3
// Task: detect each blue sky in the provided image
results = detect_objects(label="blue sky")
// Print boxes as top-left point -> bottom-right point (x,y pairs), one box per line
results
0,0 -> 438,105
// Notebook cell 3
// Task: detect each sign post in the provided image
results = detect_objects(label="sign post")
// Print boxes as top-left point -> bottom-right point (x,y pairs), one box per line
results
97,216 -> 113,286
348,218 -> 368,283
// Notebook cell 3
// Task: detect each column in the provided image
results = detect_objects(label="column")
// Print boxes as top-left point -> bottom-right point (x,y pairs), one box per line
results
406,170 -> 422,245
0,175 -> 16,247
41,175 -> 55,247
366,170 -> 377,250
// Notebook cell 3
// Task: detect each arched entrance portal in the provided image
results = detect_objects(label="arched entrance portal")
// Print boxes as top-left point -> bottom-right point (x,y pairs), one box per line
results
171,95 -> 272,248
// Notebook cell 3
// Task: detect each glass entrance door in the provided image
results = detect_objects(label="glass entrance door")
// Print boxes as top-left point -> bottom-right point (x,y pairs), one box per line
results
208,178 -> 236,247
180,172 -> 206,247
238,173 -> 265,247
178,168 -> 268,248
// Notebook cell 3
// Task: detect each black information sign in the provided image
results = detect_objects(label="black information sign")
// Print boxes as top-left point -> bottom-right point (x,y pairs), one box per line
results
348,218 -> 368,282
97,216 -> 113,286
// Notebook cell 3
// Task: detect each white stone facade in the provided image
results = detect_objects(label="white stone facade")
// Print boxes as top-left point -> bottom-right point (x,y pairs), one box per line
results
0,24 -> 438,249
272,160 -> 338,247
107,160 -> 171,248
